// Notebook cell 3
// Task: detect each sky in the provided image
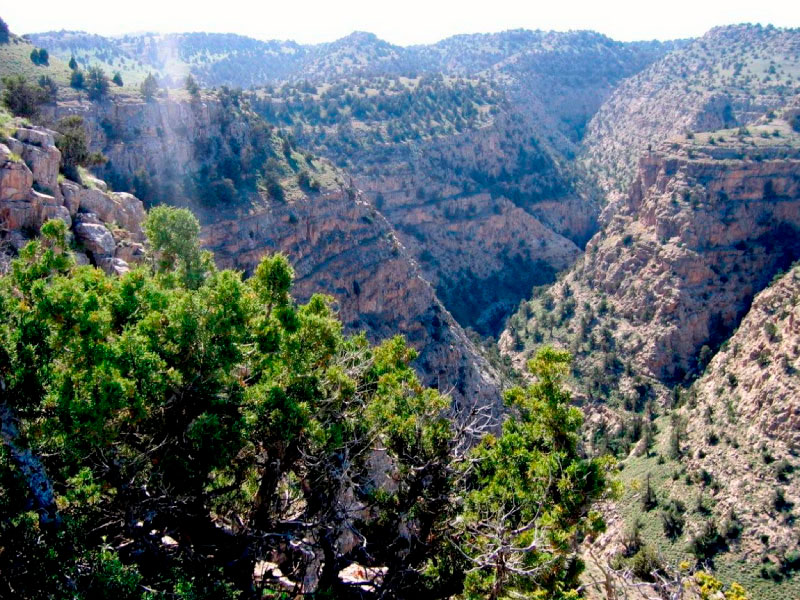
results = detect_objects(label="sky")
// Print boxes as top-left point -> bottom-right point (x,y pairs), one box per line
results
3,0 -> 800,45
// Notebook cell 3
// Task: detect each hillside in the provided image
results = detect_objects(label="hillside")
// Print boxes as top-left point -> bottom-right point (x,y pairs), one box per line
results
0,30 -> 74,87
245,75 -> 587,333
25,30 -> 308,88
582,24 -> 800,197
500,106 -> 800,594
597,263 -> 800,599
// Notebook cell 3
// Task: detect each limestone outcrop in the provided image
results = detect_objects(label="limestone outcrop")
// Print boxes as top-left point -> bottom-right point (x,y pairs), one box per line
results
0,125 -> 146,274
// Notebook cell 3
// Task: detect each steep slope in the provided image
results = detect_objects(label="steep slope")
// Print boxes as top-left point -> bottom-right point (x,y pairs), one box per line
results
583,24 -> 800,196
594,265 -> 800,599
503,111 -> 800,401
37,93 -> 502,409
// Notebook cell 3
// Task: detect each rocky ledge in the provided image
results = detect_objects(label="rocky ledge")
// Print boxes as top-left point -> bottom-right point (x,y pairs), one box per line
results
1,125 -> 146,274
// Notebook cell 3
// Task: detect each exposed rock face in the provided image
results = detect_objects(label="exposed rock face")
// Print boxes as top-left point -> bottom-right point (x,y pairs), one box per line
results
0,125 -> 146,273
202,187 -> 502,410
693,265 -> 800,450
503,120 -> 800,395
590,148 -> 800,380
46,97 -> 245,191
6,127 -> 62,201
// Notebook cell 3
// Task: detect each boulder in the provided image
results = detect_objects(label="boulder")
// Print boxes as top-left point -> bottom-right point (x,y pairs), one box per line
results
60,180 -> 82,217
0,145 -> 34,203
98,257 -> 131,275
74,216 -> 116,259
10,128 -> 62,201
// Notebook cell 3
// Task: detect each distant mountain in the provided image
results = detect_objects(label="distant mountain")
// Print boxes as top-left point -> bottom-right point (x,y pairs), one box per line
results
26,28 -> 677,92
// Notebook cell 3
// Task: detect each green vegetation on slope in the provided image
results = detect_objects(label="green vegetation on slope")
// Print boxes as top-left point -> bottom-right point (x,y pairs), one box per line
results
0,32 -> 73,87
583,23 -> 800,194
612,412 -> 800,600
0,208 -> 614,599
249,74 -> 502,165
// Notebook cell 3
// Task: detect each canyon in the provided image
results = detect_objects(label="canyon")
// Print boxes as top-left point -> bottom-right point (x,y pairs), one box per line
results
2,19 -> 800,596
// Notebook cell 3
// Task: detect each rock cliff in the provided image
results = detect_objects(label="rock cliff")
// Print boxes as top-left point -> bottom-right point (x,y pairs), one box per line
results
0,122 -> 146,274
582,24 -> 800,196
503,114 -> 800,399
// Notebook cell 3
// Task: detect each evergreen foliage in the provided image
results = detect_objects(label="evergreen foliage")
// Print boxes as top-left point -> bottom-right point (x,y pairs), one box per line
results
37,75 -> 58,102
70,69 -> 85,89
54,115 -> 107,181
1,75 -> 48,118
457,347 -> 615,599
86,66 -> 110,100
0,215 -> 614,598
29,48 -> 49,65
140,73 -> 159,100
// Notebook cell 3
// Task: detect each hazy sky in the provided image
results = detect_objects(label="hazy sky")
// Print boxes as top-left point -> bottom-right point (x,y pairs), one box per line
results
4,0 -> 800,45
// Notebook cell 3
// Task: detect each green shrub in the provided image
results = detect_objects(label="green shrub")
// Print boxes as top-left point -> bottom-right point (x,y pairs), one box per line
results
773,488 -> 793,512
689,519 -> 725,560
661,498 -> 686,540
185,74 -> 200,97
29,48 -> 49,66
140,73 -> 159,100
261,171 -> 284,202
775,459 -> 794,482
629,545 -> 664,582
723,511 -> 743,540
1,75 -> 48,118
70,69 -> 85,89
55,115 -> 107,181
37,75 -> 58,102
641,472 -> 658,511
86,66 -> 109,101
